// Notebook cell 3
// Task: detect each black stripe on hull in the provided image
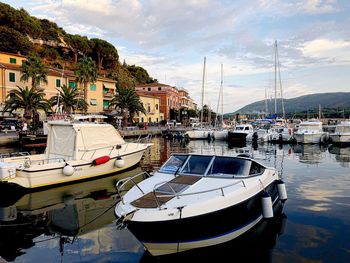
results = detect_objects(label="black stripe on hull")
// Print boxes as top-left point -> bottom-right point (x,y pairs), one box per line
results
227,132 -> 248,143
127,181 -> 279,243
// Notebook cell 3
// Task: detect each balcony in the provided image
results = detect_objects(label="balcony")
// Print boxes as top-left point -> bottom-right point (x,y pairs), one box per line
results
103,91 -> 114,98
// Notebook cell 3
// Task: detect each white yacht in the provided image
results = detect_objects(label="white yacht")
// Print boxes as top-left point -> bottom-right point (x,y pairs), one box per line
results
0,121 -> 151,190
329,121 -> 350,145
293,120 -> 328,144
227,124 -> 254,143
268,126 -> 294,143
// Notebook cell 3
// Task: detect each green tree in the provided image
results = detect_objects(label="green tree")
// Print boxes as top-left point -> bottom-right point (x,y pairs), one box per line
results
0,26 -> 33,54
126,65 -> 157,84
49,85 -> 88,114
20,53 -> 48,89
90,38 -> 119,70
75,56 -> 97,102
3,86 -> 50,127
64,34 -> 92,62
109,84 -> 145,126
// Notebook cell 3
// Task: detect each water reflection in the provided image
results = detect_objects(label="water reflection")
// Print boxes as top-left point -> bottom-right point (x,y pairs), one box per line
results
328,144 -> 350,168
0,167 -> 144,262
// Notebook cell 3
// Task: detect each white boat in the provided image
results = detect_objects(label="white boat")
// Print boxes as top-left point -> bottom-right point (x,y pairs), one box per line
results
0,121 -> 150,190
329,121 -> 350,145
268,126 -> 294,143
246,128 -> 270,143
227,124 -> 254,143
115,153 -> 287,256
293,120 -> 328,144
185,128 -> 212,140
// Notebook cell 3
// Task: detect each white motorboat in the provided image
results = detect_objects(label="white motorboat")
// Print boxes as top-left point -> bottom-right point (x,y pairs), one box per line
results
329,121 -> 350,145
268,126 -> 294,143
246,128 -> 270,143
0,121 -> 151,190
293,120 -> 328,144
115,153 -> 287,256
227,124 -> 254,143
185,129 -> 213,140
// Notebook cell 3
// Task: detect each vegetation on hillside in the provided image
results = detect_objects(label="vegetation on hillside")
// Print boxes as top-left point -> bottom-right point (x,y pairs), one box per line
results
0,2 -> 157,86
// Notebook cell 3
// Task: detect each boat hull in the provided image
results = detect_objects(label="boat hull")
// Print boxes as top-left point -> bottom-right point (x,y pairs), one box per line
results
125,181 -> 280,256
294,133 -> 327,144
329,134 -> 350,144
185,130 -> 212,140
227,131 -> 249,143
0,144 -> 149,190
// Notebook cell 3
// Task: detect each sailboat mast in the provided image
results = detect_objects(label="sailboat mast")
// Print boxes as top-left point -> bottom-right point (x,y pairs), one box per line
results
276,42 -> 285,119
274,40 -> 277,115
221,64 -> 224,125
200,56 -> 206,129
265,87 -> 268,114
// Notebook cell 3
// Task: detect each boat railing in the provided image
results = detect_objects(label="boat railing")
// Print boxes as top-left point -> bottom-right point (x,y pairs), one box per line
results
0,151 -> 30,160
16,157 -> 66,169
151,179 -> 247,209
78,144 -> 123,159
116,171 -> 151,204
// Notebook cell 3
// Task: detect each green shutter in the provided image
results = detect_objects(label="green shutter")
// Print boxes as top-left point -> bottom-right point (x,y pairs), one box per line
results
56,79 -> 61,87
9,58 -> 16,64
103,100 -> 110,108
90,84 -> 96,91
9,72 -> 15,82
69,81 -> 76,88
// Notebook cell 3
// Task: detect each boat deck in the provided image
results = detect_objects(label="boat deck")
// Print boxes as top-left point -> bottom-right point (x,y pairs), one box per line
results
131,175 -> 201,208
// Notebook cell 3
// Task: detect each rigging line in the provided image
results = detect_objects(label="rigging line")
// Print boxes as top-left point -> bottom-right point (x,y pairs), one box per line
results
276,43 -> 285,119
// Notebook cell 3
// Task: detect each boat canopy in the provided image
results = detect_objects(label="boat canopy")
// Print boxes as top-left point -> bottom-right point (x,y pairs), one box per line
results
159,154 -> 265,177
46,121 -> 125,161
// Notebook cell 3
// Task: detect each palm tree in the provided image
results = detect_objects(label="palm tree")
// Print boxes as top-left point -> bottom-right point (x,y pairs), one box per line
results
75,56 -> 97,102
20,53 -> 48,89
49,84 -> 88,114
3,86 -> 51,128
109,84 -> 145,126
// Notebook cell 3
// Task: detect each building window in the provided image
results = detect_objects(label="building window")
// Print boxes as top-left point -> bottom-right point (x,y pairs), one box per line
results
148,105 -> 151,113
149,117 -> 152,123
158,87 -> 161,91
90,84 -> 96,91
141,117 -> 144,122
90,99 -> 97,105
56,79 -> 61,88
156,118 -> 158,122
9,58 -> 16,64
155,104 -> 158,110
103,100 -> 110,108
69,81 -> 76,88
9,72 -> 15,82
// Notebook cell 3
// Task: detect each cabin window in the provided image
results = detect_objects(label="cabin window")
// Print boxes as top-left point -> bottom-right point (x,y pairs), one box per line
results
9,72 -> 15,82
90,99 -> 97,105
159,155 -> 188,173
249,161 -> 265,175
56,79 -> 61,88
90,84 -> 96,91
9,58 -> 16,64
245,127 -> 250,130
209,157 -> 250,177
181,155 -> 213,175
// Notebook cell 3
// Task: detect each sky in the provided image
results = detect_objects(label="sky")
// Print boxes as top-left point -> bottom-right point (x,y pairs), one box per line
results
3,0 -> 350,113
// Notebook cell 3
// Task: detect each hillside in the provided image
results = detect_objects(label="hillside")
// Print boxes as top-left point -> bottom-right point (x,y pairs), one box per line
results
0,2 -> 157,87
231,92 -> 350,117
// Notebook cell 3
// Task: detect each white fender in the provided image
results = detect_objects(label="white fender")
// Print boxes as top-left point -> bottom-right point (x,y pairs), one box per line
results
115,157 -> 125,168
277,180 -> 288,201
63,165 -> 74,176
262,192 -> 274,218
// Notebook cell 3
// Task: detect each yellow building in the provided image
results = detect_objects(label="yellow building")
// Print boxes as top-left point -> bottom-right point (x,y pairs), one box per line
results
135,95 -> 162,124
0,51 -> 117,114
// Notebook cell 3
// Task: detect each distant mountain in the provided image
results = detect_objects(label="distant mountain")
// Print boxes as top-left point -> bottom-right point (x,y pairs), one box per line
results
230,92 -> 350,115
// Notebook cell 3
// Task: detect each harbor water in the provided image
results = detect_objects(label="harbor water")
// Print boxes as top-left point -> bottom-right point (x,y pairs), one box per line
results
0,137 -> 349,262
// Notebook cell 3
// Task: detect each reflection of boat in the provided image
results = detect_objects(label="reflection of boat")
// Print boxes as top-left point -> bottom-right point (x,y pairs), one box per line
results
328,144 -> 350,167
268,126 -> 294,143
292,144 -> 326,164
140,208 -> 287,262
115,153 -> 287,256
0,121 -> 150,189
329,121 -> 350,145
0,167 -> 143,262
294,120 -> 328,144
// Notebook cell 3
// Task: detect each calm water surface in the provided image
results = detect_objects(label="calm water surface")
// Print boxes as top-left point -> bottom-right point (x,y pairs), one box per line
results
0,138 -> 349,262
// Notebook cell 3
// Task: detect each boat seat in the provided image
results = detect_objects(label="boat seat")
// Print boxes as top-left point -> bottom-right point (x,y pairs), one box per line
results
131,175 -> 201,208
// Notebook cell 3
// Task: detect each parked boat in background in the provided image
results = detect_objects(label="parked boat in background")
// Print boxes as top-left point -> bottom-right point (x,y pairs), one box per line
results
0,120 -> 151,190
268,126 -> 294,143
293,120 -> 328,144
115,153 -> 287,256
227,124 -> 254,143
329,121 -> 350,145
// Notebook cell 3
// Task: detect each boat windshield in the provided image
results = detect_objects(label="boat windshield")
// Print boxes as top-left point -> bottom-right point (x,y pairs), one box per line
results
208,156 -> 251,177
159,155 -> 188,174
180,155 -> 213,175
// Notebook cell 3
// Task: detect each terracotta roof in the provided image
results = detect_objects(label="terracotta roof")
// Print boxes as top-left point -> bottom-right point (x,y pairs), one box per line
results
136,83 -> 174,88
0,51 -> 26,58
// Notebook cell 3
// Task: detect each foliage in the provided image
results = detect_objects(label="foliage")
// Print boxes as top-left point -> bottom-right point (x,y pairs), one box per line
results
64,34 -> 92,62
39,19 -> 64,41
126,64 -> 158,84
20,53 -> 48,89
49,85 -> 88,113
75,56 -> 97,102
3,86 -> 51,124
109,83 -> 146,126
0,26 -> 33,54
90,38 -> 119,70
